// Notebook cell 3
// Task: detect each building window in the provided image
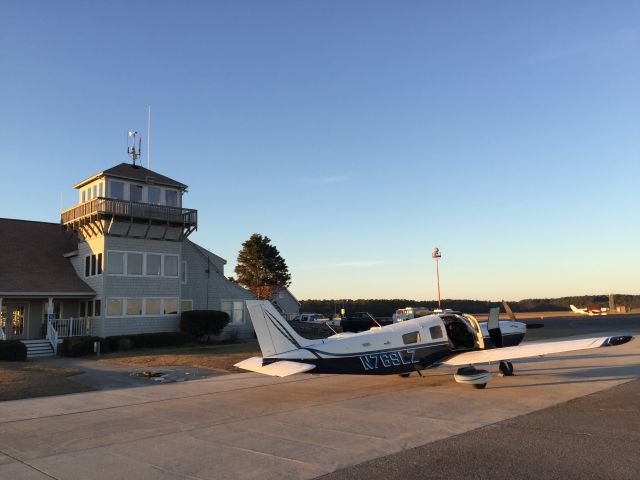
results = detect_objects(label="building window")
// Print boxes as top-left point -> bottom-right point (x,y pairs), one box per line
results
107,251 -> 124,274
92,185 -> 97,199
163,298 -> 178,315
107,298 -> 123,316
87,300 -> 94,317
85,254 -> 102,277
110,181 -> 124,200
82,190 -> 86,203
145,298 -> 161,315
130,184 -> 143,202
126,298 -> 143,316
164,255 -> 178,277
95,299 -> 101,316
148,186 -> 160,204
127,253 -> 143,275
222,301 -> 244,323
165,190 -> 177,207
98,183 -> 103,197
146,254 -> 162,276
181,261 -> 187,284
181,300 -> 193,312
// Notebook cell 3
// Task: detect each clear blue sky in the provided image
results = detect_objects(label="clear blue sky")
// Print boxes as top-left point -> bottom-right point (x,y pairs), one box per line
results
1,1 -> 638,300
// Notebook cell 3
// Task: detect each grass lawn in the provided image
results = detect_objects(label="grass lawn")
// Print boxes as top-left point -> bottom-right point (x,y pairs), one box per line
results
97,341 -> 261,373
0,362 -> 93,402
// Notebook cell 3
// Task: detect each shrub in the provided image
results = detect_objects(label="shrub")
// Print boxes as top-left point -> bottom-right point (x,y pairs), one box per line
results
61,336 -> 108,357
0,340 -> 27,361
105,332 -> 191,352
180,310 -> 230,342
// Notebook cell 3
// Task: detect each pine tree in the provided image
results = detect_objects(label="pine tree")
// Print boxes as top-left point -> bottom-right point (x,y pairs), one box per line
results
235,233 -> 291,300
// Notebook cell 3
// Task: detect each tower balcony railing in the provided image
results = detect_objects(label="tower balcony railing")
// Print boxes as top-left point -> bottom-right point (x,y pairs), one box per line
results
61,197 -> 197,228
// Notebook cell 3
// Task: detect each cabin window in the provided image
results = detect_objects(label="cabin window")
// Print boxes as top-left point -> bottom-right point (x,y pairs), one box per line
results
148,187 -> 161,204
146,254 -> 162,276
165,190 -> 177,207
110,181 -> 124,200
107,251 -> 124,274
164,255 -> 179,276
126,298 -> 143,316
145,298 -> 161,315
107,298 -> 123,316
126,253 -> 143,275
163,298 -> 178,315
402,331 -> 421,345
429,325 -> 444,340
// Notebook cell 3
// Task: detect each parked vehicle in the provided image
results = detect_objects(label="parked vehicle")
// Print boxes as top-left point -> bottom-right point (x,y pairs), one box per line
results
340,312 -> 391,333
392,306 -> 432,323
292,313 -> 330,324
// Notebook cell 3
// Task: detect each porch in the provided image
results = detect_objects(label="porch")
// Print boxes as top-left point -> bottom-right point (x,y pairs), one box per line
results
1,296 -> 98,357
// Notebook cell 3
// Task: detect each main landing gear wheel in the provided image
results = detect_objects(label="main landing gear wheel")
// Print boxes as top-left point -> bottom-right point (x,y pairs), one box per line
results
399,373 -> 411,378
499,360 -> 514,376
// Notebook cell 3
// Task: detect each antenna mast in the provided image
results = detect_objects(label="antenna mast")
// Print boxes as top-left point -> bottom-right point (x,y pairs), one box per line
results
147,106 -> 151,169
127,130 -> 142,166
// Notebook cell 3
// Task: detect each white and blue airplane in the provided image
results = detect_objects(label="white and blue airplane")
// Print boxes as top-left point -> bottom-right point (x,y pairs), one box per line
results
235,301 -> 633,389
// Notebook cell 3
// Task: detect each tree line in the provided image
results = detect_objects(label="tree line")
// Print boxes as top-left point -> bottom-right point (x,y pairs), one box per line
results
299,295 -> 640,317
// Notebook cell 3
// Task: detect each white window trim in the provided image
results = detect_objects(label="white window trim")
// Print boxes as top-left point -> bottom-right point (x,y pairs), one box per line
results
106,298 -> 124,317
107,250 -> 182,278
222,299 -> 246,324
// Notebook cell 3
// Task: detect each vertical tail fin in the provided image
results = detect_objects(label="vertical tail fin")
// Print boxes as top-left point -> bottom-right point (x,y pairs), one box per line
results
570,305 -> 582,314
246,300 -> 314,357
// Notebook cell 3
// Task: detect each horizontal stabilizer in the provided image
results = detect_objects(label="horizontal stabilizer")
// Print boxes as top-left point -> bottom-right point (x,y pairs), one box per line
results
441,335 -> 633,367
234,356 -> 316,377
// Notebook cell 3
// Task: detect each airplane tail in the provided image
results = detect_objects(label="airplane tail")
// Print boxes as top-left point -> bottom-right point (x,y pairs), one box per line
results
246,300 -> 315,357
570,305 -> 583,314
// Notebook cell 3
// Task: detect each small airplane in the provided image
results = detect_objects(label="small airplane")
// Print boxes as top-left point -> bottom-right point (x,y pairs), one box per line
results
235,300 -> 632,389
570,304 -> 609,316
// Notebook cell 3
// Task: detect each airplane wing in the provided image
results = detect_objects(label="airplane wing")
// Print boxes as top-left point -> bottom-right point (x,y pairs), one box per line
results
440,335 -> 633,367
235,356 -> 316,377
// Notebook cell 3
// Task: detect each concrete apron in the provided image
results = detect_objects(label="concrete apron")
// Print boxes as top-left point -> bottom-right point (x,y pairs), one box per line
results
0,340 -> 639,480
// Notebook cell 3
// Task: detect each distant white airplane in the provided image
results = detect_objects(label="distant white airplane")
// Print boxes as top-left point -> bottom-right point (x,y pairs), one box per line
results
570,304 -> 609,316
235,301 -> 632,389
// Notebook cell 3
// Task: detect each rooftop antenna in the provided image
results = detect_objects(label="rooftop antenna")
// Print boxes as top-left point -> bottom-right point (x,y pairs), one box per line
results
146,105 -> 151,169
127,130 -> 142,166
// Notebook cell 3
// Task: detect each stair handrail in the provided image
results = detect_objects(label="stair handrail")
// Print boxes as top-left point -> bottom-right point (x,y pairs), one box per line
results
46,320 -> 59,354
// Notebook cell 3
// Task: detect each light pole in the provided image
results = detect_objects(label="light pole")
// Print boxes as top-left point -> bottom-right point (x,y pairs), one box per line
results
432,247 -> 442,310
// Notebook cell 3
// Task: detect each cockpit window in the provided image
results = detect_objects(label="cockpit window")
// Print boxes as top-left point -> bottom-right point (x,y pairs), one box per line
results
429,325 -> 443,340
402,331 -> 420,345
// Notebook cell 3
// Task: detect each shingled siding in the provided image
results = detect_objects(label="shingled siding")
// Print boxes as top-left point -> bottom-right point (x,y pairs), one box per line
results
70,236 -> 105,294
181,242 -> 256,340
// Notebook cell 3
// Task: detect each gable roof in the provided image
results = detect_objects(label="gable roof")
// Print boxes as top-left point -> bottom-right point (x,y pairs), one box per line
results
0,219 -> 95,296
74,163 -> 187,190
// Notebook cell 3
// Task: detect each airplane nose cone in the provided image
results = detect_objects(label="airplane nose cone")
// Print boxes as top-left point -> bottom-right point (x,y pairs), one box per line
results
603,336 -> 633,347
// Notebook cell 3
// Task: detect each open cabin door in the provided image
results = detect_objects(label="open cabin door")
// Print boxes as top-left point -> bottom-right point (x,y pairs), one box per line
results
463,314 -> 485,349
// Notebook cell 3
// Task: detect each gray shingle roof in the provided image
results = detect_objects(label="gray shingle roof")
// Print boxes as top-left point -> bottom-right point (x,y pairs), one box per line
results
74,163 -> 187,190
0,219 -> 95,296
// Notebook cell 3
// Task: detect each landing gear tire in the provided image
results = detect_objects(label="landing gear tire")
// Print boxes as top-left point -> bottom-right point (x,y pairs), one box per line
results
399,373 -> 411,378
499,361 -> 514,376
473,383 -> 487,390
